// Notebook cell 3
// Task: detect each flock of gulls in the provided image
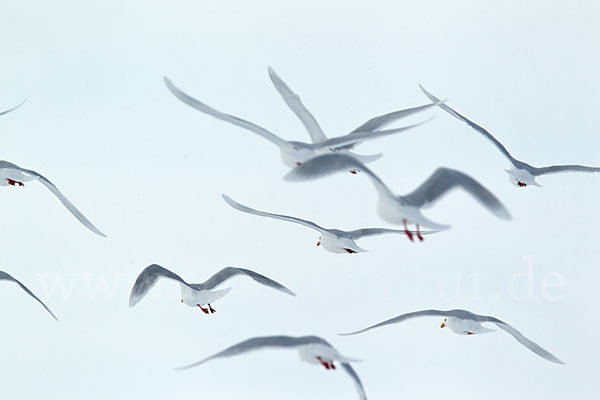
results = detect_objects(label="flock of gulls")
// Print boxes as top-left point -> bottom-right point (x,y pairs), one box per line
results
3,67 -> 599,399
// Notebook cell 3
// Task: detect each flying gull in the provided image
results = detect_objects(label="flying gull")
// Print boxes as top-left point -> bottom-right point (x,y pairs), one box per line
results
129,264 -> 295,314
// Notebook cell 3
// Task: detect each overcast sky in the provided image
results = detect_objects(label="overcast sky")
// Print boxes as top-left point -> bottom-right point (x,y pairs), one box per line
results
1,1 -> 599,399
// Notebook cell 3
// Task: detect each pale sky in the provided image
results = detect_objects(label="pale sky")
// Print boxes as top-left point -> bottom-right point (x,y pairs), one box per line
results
1,1 -> 599,399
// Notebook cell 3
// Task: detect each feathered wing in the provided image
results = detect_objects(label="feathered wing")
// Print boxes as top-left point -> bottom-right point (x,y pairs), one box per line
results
485,318 -> 565,364
175,335 -> 330,370
419,85 -> 518,164
339,309 -> 449,335
401,168 -> 512,220
532,164 -> 600,176
267,67 -> 327,143
195,267 -> 296,296
128,264 -> 189,307
285,153 -> 395,198
164,77 -> 290,149
346,227 -> 438,239
0,271 -> 57,320
0,99 -> 26,117
341,363 -> 368,400
350,101 -> 441,133
312,118 -> 431,151
11,164 -> 106,237
222,194 -> 328,234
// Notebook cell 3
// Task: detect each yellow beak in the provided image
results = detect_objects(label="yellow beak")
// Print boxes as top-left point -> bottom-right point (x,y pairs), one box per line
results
316,241 -> 321,246
440,323 -> 445,328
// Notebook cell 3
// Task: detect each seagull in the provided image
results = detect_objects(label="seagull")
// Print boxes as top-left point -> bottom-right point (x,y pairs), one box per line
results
0,160 -> 106,237
176,335 -> 367,400
339,309 -> 563,364
267,67 -> 437,159
129,264 -> 295,314
285,153 -> 511,240
1,271 -> 57,320
223,194 -> 438,253
0,99 -> 26,117
164,75 -> 436,169
420,85 -> 600,187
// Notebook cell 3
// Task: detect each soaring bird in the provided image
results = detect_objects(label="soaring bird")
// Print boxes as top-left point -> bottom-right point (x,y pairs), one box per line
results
129,264 -> 295,314
223,194 -> 437,253
285,153 -> 511,240
176,335 -> 367,400
340,309 -> 563,364
164,74 -> 436,169
420,85 -> 600,187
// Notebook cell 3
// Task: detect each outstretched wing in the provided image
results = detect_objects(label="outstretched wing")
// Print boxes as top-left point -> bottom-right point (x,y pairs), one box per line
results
128,264 -> 189,307
311,118 -> 431,151
268,67 -> 327,143
532,164 -> 600,176
164,77 -> 290,149
341,363 -> 368,400
339,309 -> 450,335
175,335 -> 329,370
195,267 -> 295,296
346,227 -> 438,239
0,99 -> 26,117
0,271 -> 57,320
401,168 -> 511,220
223,194 -> 328,234
419,85 -> 518,164
285,153 -> 395,198
484,318 -> 565,364
4,162 -> 106,237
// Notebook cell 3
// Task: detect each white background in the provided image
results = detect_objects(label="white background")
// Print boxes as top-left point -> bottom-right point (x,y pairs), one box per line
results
1,1 -> 598,398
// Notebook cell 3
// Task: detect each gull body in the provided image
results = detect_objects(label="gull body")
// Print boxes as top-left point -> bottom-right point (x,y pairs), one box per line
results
0,160 -> 106,237
285,153 -> 511,234
164,73 -> 436,169
129,264 -> 295,313
340,308 -> 563,364
176,335 -> 366,400
0,271 -> 57,320
223,194 -> 437,252
420,85 -> 600,187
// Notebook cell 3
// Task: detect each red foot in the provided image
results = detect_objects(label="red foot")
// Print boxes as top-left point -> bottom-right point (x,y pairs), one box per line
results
7,179 -> 24,187
403,219 -> 414,242
317,357 -> 334,370
208,304 -> 216,313
467,332 -> 474,335
349,170 -> 358,174
296,162 -> 302,166
344,248 -> 357,254
416,224 -> 424,242
517,181 -> 527,187
197,304 -> 209,314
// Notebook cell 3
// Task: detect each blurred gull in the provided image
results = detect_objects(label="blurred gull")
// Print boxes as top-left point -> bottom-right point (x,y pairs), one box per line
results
0,160 -> 106,237
420,85 -> 600,187
164,75 -> 436,170
129,264 -> 295,314
285,153 -> 511,240
223,194 -> 438,253
340,308 -> 563,364
176,335 -> 367,400
1,271 -> 57,320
